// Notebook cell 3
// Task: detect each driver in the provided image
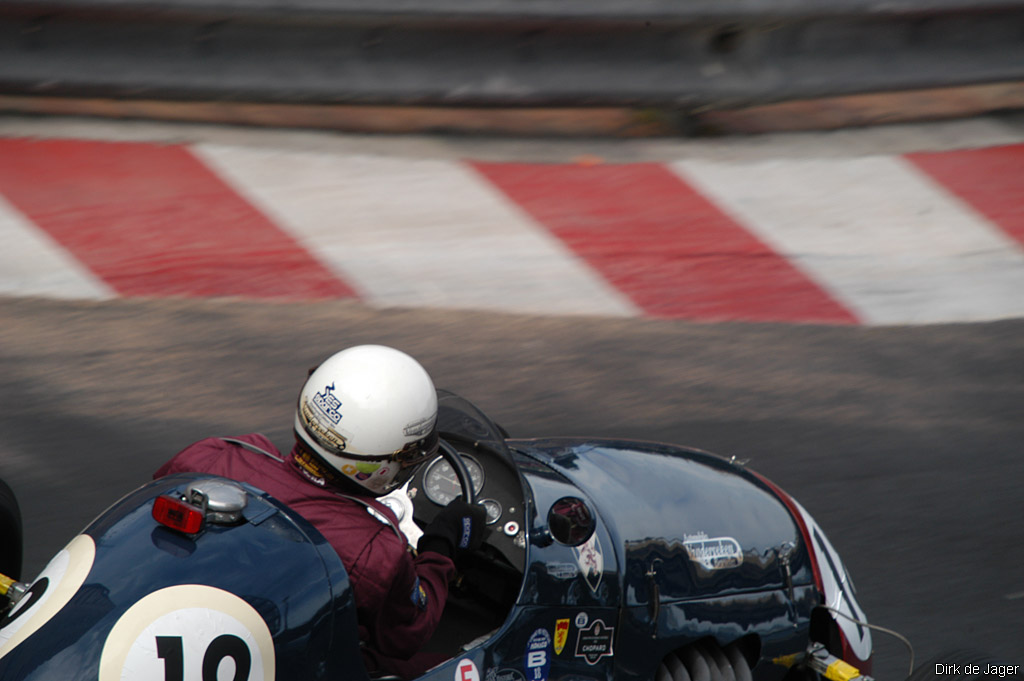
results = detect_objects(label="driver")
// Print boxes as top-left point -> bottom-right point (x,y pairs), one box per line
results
154,344 -> 486,678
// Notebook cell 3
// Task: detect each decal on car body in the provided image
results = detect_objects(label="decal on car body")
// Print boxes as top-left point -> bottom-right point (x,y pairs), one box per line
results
97,584 -> 276,681
683,532 -> 744,570
456,658 -> 481,681
573,534 -> 603,593
0,534 -> 95,661
545,563 -> 578,580
486,668 -> 526,681
553,619 -> 570,655
574,620 -> 614,665
524,628 -> 552,681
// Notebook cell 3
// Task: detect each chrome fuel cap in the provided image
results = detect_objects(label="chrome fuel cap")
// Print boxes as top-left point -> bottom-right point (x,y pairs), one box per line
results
186,478 -> 248,524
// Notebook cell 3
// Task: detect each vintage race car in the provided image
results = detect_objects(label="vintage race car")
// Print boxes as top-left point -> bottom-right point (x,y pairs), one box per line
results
0,391 -> 872,681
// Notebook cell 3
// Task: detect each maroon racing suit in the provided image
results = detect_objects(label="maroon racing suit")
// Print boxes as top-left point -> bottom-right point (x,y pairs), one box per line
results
154,434 -> 455,677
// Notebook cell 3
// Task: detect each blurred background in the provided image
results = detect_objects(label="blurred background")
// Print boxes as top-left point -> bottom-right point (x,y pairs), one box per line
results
1,0 -> 1023,676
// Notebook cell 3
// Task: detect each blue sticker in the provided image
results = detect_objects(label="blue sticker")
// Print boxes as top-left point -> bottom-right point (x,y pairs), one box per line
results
459,517 -> 473,549
312,383 -> 343,423
524,628 -> 552,681
410,577 -> 428,611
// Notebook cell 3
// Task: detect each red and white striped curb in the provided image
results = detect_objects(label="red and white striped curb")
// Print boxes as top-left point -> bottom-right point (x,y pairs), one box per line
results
1,134 -> 1023,325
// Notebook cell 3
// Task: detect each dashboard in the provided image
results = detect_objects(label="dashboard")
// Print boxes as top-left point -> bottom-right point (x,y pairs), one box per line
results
408,438 -> 526,572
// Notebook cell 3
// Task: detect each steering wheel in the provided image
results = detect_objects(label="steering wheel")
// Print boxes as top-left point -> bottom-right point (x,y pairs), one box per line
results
437,439 -> 477,505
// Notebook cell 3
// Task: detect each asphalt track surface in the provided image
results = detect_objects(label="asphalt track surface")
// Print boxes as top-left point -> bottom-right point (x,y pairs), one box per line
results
1,296 -> 1022,676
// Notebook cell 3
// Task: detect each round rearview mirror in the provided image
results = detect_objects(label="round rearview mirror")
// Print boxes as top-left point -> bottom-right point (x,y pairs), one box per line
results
547,496 -> 596,547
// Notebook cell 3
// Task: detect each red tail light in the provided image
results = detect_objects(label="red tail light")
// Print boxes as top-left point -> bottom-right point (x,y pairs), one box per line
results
153,495 -> 204,534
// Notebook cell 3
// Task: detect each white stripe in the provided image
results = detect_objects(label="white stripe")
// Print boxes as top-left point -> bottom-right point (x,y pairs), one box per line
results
193,144 -> 638,317
672,156 -> 1024,325
0,196 -> 115,300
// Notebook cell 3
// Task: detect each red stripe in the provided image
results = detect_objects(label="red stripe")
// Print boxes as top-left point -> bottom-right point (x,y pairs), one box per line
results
472,161 -> 857,324
0,138 -> 356,299
907,143 -> 1024,248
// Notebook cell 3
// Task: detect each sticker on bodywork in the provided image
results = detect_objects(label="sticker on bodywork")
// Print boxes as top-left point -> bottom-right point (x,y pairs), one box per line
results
573,534 -> 603,593
524,628 -> 552,681
98,584 -> 275,681
553,619 -> 570,655
486,668 -> 526,681
456,658 -> 481,681
683,532 -> 744,570
545,563 -> 578,580
574,620 -> 614,665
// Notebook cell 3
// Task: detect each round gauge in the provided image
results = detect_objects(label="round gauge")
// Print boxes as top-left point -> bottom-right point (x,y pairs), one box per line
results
479,498 -> 502,525
422,454 -> 484,505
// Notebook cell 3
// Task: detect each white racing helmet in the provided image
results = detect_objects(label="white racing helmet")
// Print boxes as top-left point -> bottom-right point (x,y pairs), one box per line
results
294,345 -> 439,496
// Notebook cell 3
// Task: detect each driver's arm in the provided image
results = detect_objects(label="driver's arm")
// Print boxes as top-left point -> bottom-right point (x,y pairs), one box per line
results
373,549 -> 454,660
363,499 -> 486,661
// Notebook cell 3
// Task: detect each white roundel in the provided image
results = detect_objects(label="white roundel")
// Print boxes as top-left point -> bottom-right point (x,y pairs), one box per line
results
454,658 -> 479,681
0,534 -> 96,661
99,585 -> 275,681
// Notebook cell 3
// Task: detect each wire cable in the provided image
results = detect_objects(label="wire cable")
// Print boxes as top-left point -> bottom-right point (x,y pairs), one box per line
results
825,606 -> 916,676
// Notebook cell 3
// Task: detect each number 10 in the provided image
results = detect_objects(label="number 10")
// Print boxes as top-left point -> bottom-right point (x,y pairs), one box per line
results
156,635 -> 252,681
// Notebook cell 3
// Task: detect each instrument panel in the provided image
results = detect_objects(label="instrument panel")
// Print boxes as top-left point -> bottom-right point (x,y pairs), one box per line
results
410,440 -> 525,571
422,454 -> 485,506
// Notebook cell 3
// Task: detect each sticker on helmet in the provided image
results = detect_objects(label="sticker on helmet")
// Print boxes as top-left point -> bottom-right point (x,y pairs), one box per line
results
300,400 -> 347,452
98,584 -> 275,681
312,383 -> 343,423
0,534 -> 96,661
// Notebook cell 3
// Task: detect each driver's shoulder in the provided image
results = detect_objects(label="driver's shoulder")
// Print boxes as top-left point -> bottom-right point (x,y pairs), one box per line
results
160,433 -> 283,477
219,433 -> 282,456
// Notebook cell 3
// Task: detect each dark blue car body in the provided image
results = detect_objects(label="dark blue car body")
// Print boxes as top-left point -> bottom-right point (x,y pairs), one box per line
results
0,392 -> 871,681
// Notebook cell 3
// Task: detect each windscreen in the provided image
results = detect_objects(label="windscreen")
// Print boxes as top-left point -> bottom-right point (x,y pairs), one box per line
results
435,389 -> 513,464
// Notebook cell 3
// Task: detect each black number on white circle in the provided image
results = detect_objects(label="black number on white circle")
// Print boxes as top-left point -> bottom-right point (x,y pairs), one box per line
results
156,637 -> 184,680
156,634 -> 252,681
